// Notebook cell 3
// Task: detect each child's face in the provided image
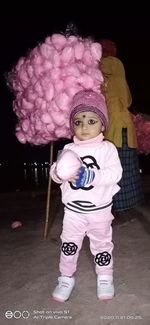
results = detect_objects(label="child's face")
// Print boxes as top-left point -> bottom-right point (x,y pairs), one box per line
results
73,111 -> 104,141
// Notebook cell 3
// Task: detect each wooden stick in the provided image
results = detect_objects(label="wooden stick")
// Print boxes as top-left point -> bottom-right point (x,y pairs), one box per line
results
43,142 -> 54,238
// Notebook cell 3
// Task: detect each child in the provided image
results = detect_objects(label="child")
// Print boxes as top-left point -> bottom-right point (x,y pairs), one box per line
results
50,89 -> 122,302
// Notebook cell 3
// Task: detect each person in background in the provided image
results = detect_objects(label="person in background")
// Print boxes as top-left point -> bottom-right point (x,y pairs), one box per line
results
50,89 -> 122,302
100,39 -> 144,212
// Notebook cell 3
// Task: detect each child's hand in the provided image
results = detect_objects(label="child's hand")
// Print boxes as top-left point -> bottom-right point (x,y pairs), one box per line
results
75,166 -> 95,188
68,171 -> 80,183
55,149 -> 82,181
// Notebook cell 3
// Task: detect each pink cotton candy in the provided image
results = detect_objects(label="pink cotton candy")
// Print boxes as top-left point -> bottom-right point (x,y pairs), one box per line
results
26,64 -> 34,78
50,68 -> 61,82
40,43 -> 53,60
132,113 -> 150,154
34,64 -> 44,77
51,34 -> 67,50
51,111 -> 66,126
16,131 -> 27,144
54,127 -> 70,139
55,93 -> 70,110
19,68 -> 29,83
22,98 -> 34,110
32,54 -> 43,67
35,119 -> 43,131
26,89 -> 36,102
53,51 -> 61,67
61,46 -> 74,64
91,43 -> 102,61
46,122 -> 55,132
43,60 -> 53,71
8,33 -> 104,145
64,76 -> 76,88
64,65 -> 80,77
78,74 -> 94,89
41,113 -> 52,124
83,50 -> 93,66
11,221 -> 22,229
16,57 -> 25,71
66,85 -> 82,97
34,83 -> 43,97
68,35 -> 78,44
44,84 -> 54,101
22,119 -> 30,132
74,42 -> 85,60
45,36 -> 51,44
56,149 -> 82,180
54,80 -> 64,93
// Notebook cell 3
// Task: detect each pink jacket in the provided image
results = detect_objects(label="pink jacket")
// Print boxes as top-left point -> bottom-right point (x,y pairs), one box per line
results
50,133 -> 122,213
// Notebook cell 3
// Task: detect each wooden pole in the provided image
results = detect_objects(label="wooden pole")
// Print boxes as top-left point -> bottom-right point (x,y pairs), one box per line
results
43,142 -> 54,238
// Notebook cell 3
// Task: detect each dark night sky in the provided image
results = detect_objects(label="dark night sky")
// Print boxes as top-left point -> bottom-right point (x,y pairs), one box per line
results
0,11 -> 150,162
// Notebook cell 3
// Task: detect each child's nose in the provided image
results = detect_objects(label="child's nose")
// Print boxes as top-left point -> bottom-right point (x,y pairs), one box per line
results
82,121 -> 88,129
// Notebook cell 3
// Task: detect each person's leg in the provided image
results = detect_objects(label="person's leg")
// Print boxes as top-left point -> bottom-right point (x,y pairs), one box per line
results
59,209 -> 87,276
87,209 -> 114,300
52,210 -> 87,301
88,221 -> 114,275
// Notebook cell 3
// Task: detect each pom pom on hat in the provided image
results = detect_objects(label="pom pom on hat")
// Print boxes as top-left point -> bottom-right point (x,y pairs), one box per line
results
56,149 -> 82,181
69,89 -> 108,133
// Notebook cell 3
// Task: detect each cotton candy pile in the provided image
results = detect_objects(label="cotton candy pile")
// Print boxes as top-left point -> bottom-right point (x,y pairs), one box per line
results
132,113 -> 150,155
9,34 -> 104,145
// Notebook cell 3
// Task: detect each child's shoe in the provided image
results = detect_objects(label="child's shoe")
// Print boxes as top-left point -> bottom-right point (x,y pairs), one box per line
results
97,274 -> 114,300
52,276 -> 75,302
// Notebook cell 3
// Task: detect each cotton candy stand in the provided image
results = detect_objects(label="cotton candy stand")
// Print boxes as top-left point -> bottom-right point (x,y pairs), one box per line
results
8,33 -> 104,238
43,141 -> 54,238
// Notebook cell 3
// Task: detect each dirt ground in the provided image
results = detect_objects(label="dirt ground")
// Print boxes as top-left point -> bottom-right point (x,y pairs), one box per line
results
0,175 -> 150,324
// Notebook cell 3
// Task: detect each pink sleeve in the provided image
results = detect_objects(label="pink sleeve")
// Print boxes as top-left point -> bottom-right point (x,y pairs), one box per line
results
50,162 -> 62,184
92,144 -> 122,186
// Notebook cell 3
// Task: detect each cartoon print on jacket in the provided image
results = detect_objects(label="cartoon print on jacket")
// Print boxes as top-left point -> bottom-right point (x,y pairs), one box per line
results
69,155 -> 100,190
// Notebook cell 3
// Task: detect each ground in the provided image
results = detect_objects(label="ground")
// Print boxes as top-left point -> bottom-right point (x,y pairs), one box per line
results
0,176 -> 150,324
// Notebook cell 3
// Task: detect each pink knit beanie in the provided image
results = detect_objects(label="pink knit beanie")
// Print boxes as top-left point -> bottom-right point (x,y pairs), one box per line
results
70,89 -> 108,132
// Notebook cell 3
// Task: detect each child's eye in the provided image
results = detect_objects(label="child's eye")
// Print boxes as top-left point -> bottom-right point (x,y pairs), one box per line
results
74,120 -> 81,126
88,119 -> 97,125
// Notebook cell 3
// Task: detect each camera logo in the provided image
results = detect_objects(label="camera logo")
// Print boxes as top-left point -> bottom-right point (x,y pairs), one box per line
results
5,310 -> 30,319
